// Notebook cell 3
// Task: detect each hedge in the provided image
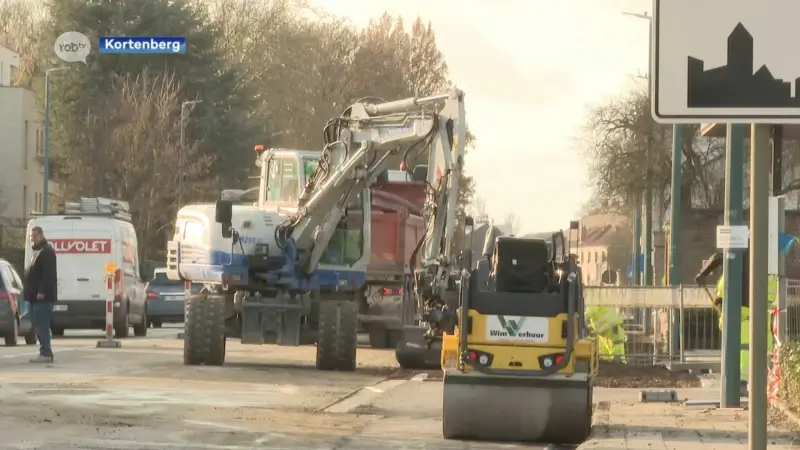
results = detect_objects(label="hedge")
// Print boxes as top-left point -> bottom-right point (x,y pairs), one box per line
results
780,340 -> 800,412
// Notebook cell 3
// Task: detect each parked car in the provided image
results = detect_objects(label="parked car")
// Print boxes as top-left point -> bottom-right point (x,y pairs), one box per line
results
0,259 -> 36,346
145,268 -> 202,327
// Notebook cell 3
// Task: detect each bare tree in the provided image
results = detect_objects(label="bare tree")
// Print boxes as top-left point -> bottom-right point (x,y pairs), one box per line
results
0,0 -> 47,87
472,196 -> 487,220
503,212 -> 520,235
62,69 -> 216,260
580,86 -> 726,213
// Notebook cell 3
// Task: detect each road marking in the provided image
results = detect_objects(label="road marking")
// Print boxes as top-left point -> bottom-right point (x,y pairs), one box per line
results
410,373 -> 428,382
2,347 -> 81,358
183,419 -> 253,432
60,439 -> 290,450
321,379 -> 406,414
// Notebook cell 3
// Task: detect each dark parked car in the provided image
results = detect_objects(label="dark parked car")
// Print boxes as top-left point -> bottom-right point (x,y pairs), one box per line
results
0,259 -> 36,346
145,268 -> 202,327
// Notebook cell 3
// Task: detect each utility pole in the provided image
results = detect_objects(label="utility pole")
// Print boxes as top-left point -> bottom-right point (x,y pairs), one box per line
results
668,124 -> 683,357
43,67 -> 71,214
749,124 -> 770,450
720,124 -> 744,408
632,202 -> 642,285
623,10 -> 652,287
179,100 -> 203,208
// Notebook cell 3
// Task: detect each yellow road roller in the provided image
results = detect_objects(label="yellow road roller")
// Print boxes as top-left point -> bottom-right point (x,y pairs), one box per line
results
440,230 -> 598,444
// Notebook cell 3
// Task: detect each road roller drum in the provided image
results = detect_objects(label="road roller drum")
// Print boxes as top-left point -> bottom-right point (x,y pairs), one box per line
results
440,229 -> 597,445
442,372 -> 592,443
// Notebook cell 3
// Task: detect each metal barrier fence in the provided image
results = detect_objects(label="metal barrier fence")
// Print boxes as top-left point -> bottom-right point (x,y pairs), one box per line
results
786,280 -> 800,341
585,279 -> 800,367
584,285 -> 721,366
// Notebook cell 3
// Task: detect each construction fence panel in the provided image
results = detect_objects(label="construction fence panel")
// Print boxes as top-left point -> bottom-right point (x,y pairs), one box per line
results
584,285 -> 721,366
786,280 -> 800,341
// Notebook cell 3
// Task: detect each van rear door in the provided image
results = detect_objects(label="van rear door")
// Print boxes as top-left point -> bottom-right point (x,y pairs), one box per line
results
49,221 -> 115,301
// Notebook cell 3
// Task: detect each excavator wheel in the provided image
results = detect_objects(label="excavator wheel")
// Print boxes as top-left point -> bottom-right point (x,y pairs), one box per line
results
183,294 -> 227,366
316,300 -> 358,371
394,325 -> 442,369
442,371 -> 593,444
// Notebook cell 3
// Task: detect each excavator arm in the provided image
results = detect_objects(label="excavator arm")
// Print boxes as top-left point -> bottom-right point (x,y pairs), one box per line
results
275,89 -> 466,280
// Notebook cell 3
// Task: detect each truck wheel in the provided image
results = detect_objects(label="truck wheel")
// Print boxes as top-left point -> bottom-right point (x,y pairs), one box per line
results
133,308 -> 148,337
113,314 -> 129,338
368,326 -> 389,348
4,318 -> 18,346
316,300 -> 358,371
184,294 -> 226,366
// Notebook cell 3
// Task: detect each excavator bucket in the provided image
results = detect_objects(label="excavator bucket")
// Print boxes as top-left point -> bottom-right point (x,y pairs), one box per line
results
440,237 -> 597,444
395,325 -> 442,369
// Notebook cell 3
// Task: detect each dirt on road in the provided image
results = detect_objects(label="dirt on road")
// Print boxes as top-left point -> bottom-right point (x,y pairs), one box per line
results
595,362 -> 701,388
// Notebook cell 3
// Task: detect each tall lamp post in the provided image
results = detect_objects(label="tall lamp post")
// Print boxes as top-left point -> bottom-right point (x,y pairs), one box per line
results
43,67 -> 71,214
179,100 -> 203,208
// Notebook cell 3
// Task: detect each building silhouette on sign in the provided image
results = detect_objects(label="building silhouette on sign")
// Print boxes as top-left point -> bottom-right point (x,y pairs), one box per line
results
687,23 -> 800,108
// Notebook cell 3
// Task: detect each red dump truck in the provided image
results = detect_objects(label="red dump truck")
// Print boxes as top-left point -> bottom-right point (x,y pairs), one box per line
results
358,171 -> 426,348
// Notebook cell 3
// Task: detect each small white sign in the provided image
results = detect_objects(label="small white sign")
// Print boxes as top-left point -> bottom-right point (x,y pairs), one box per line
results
165,295 -> 183,301
716,225 -> 749,249
53,305 -> 68,312
485,315 -> 549,343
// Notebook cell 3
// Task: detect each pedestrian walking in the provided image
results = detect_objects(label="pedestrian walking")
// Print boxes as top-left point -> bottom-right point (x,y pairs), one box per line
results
24,226 -> 58,363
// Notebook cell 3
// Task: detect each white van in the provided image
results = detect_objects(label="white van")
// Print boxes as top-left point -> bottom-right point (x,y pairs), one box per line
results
24,197 -> 148,338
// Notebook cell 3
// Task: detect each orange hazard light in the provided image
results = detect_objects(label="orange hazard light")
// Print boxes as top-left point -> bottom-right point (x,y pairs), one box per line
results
254,144 -> 265,153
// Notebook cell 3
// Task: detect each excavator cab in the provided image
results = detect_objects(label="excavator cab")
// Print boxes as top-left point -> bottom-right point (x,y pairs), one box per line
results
440,222 -> 598,444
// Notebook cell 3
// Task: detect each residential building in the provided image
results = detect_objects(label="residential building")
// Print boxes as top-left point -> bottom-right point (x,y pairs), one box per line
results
0,45 -> 59,240
0,45 -> 19,86
577,212 -> 631,285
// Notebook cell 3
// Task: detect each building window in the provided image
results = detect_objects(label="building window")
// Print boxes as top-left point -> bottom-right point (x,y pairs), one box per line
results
36,129 -> 43,156
22,186 -> 27,218
23,120 -> 29,169
602,252 -> 607,263
35,192 -> 41,212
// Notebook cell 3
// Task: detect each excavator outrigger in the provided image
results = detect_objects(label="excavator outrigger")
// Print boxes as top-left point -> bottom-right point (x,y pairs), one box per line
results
166,89 -> 468,371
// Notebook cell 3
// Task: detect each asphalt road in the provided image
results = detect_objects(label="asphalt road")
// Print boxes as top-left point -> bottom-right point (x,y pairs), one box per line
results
0,325 -> 579,450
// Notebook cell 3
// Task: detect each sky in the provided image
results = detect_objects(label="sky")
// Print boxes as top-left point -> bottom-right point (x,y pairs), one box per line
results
311,0 -> 653,234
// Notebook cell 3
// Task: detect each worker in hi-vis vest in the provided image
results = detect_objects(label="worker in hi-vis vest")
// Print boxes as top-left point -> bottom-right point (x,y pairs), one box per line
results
695,247 -> 780,395
584,305 -> 626,363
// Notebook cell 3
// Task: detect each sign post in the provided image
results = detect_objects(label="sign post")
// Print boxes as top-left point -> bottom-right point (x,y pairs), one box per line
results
651,1 -> 799,447
96,261 -> 122,348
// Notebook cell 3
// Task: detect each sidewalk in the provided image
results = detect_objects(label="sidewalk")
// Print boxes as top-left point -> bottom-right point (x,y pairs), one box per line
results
579,388 -> 800,449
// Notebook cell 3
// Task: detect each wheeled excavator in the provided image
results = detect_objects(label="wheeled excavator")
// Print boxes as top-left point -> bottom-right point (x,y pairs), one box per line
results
166,88 -> 468,371
439,223 -> 598,444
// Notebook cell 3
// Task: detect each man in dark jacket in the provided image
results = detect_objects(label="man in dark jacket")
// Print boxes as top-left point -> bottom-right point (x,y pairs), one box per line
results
24,226 -> 58,363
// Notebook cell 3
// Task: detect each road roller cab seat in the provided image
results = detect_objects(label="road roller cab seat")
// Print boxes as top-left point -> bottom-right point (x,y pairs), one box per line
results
490,237 -> 558,294
441,236 -> 597,445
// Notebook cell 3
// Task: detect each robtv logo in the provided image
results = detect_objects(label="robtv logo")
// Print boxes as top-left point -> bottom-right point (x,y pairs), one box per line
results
99,36 -> 186,54
54,31 -> 91,63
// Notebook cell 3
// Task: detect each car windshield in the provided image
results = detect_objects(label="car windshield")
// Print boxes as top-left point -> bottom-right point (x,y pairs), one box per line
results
148,271 -> 202,289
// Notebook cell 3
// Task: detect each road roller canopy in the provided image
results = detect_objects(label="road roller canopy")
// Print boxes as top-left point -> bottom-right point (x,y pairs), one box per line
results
491,237 -> 560,294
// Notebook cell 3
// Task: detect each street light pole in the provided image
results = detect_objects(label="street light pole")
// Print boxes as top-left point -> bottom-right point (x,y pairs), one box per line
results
179,100 -> 202,208
43,67 -> 70,214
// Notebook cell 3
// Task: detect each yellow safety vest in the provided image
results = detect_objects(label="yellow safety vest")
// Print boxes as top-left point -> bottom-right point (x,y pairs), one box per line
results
585,306 -> 622,334
715,274 -> 778,305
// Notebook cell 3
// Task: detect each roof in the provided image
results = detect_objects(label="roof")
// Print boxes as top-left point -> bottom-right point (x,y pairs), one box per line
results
580,225 -> 620,247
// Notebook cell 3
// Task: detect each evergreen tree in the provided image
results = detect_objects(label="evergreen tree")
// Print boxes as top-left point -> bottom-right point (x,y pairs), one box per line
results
44,0 -> 259,194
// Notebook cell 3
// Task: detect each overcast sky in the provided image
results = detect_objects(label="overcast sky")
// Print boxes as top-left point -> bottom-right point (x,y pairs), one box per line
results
312,0 -> 653,233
